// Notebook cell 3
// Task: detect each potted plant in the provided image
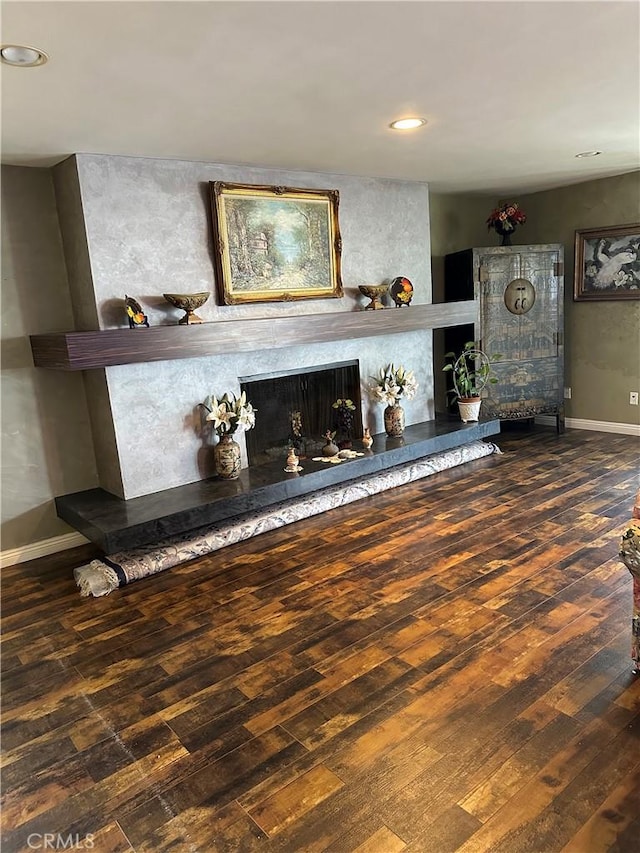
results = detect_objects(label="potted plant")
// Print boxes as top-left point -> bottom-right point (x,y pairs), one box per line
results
332,398 -> 356,448
442,342 -> 500,422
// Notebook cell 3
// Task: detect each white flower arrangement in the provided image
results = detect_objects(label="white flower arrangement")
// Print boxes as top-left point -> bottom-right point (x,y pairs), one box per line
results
201,391 -> 256,437
370,364 -> 418,406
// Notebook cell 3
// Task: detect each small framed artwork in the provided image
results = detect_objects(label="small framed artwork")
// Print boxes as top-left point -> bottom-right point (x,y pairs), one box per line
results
574,223 -> 640,301
209,182 -> 343,305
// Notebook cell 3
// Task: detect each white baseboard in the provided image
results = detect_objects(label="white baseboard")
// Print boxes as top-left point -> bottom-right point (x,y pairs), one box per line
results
0,531 -> 90,568
535,416 -> 640,436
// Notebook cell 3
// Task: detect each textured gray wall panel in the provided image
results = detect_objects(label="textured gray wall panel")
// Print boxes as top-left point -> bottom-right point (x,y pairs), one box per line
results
57,154 -> 433,498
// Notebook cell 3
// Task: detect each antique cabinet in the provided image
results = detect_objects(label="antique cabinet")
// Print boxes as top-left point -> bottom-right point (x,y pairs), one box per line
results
444,244 -> 564,431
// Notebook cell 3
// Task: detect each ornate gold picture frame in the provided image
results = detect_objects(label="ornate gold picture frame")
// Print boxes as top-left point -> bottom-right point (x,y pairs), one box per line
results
209,182 -> 343,305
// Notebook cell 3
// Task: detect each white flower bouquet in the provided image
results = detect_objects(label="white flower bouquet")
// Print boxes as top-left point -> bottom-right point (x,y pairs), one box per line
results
370,364 -> 418,406
202,391 -> 256,436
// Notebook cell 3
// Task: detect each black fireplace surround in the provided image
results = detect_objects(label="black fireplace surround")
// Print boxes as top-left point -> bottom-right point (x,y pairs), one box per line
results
240,360 -> 363,464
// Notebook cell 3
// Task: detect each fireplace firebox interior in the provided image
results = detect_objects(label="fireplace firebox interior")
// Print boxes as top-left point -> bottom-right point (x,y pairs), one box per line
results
240,361 -> 363,465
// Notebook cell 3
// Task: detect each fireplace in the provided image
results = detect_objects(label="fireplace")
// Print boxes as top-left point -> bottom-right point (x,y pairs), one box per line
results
240,360 -> 363,465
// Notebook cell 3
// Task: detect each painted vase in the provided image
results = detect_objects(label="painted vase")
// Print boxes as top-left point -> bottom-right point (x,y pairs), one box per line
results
214,433 -> 241,479
384,404 -> 405,437
361,427 -> 374,450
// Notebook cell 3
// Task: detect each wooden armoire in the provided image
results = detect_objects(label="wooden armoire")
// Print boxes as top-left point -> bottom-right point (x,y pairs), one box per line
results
444,243 -> 565,431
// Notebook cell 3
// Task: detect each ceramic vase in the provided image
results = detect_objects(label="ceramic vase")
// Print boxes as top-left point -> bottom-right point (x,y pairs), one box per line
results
384,404 -> 405,437
285,448 -> 301,472
494,224 -> 515,246
361,427 -> 374,450
322,438 -> 339,457
214,433 -> 241,479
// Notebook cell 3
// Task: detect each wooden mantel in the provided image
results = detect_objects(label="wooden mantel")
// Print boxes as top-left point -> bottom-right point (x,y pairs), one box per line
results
29,300 -> 477,370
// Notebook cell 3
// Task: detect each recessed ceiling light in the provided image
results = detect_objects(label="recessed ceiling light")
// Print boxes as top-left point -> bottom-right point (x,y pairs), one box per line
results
574,151 -> 601,158
389,117 -> 427,131
1,44 -> 48,67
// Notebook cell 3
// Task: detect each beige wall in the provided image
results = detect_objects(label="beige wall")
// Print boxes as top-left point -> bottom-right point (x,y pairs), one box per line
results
1,166 -> 98,554
429,192 -> 494,410
517,171 -> 640,424
430,171 -> 640,423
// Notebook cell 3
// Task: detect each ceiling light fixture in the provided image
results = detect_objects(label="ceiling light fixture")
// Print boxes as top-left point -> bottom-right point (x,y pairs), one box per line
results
1,44 -> 48,67
574,151 -> 601,158
389,117 -> 427,131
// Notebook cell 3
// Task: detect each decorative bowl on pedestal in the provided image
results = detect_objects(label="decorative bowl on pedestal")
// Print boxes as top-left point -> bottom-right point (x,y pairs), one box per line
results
163,292 -> 210,324
358,284 -> 388,310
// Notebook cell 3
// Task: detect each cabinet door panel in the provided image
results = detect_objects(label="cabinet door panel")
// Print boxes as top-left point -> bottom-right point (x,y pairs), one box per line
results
484,358 -> 562,418
475,245 -> 564,419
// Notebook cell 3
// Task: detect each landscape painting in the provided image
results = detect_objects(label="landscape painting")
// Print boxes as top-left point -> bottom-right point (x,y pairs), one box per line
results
210,182 -> 343,305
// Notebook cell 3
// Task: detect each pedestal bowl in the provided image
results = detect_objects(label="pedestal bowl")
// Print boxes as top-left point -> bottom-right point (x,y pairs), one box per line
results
358,284 -> 389,310
163,291 -> 210,324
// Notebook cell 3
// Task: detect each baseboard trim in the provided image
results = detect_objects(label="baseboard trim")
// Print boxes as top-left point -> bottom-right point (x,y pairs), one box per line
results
535,416 -> 640,436
0,531 -> 90,568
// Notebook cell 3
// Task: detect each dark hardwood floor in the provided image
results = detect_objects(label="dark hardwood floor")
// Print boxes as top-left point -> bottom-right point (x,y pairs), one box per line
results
2,426 -> 639,853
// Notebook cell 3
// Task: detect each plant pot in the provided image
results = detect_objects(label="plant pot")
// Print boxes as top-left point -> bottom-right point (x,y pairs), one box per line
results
458,397 -> 482,423
214,433 -> 241,479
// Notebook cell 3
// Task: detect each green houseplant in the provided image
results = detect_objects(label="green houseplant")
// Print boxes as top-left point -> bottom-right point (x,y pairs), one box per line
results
442,341 -> 500,422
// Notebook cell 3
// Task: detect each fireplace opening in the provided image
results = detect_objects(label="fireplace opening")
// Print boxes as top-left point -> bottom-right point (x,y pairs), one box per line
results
240,360 -> 363,466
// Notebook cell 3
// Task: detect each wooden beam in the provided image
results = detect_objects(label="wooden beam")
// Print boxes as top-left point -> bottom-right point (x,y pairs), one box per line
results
30,301 -> 478,370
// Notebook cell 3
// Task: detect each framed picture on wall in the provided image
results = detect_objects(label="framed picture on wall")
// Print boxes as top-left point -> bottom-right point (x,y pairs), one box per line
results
209,182 -> 343,305
574,223 -> 640,301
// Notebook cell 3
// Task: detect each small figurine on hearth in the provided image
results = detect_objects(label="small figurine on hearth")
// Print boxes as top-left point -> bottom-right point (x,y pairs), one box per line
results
124,295 -> 149,328
285,447 -> 302,473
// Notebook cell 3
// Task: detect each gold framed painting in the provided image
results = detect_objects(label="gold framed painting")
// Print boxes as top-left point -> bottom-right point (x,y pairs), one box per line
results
574,223 -> 640,301
209,182 -> 343,305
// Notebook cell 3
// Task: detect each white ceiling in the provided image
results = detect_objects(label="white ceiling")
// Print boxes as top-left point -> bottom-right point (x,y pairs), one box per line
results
2,0 -> 639,195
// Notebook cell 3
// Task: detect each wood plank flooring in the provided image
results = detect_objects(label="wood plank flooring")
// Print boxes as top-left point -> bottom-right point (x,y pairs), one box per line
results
2,426 -> 639,852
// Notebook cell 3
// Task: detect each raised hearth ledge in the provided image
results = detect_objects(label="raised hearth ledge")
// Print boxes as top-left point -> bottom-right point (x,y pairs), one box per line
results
57,417 -> 500,553
75,439 -> 502,597
30,300 -> 477,370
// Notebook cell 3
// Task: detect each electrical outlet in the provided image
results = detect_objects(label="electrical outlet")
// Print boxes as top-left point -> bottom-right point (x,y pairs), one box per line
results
630,392 -> 639,406
564,387 -> 572,399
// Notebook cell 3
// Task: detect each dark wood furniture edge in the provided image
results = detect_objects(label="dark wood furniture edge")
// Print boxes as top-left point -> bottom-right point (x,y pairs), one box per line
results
30,301 -> 478,370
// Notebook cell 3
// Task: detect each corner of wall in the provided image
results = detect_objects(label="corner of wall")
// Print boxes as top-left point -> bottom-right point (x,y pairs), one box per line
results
52,156 -> 100,330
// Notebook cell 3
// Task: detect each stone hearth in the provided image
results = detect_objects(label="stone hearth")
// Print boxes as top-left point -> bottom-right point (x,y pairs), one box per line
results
57,418 -> 500,553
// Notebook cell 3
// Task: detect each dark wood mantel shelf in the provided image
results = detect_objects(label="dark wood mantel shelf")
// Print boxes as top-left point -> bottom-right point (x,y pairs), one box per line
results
30,301 -> 477,370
